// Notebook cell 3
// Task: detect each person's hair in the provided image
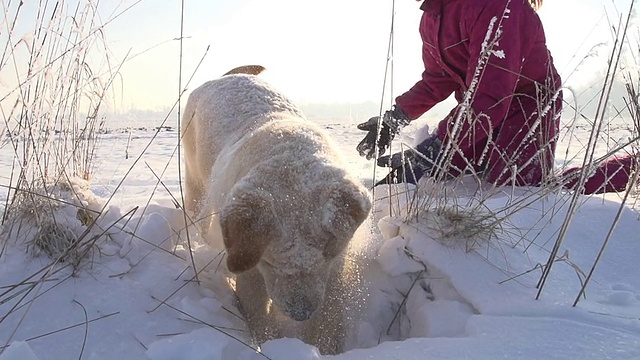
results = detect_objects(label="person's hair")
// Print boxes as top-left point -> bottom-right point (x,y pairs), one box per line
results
529,0 -> 542,10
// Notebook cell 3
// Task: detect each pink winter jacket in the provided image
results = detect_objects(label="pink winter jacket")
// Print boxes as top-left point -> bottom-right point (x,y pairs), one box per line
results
396,0 -> 562,185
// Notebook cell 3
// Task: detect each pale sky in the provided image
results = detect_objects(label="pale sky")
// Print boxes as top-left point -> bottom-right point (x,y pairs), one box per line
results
14,0 -> 638,112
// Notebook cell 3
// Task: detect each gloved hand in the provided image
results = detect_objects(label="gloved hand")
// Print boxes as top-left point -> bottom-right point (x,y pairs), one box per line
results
375,134 -> 442,186
356,105 -> 410,160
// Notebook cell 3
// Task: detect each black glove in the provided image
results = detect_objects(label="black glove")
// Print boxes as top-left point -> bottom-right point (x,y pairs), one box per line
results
375,134 -> 442,186
356,106 -> 410,160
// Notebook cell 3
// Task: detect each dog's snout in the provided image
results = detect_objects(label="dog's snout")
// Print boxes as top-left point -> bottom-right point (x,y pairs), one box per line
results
270,269 -> 327,322
284,297 -> 316,321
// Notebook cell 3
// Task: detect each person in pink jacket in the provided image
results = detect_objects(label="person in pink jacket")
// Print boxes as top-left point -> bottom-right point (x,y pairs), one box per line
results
357,0 -> 636,194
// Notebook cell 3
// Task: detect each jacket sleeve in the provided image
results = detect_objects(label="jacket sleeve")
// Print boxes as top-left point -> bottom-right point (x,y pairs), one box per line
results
395,43 -> 459,121
436,0 -> 539,154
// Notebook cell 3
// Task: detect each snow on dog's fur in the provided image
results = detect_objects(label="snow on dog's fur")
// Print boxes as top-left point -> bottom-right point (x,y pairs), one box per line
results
181,66 -> 372,354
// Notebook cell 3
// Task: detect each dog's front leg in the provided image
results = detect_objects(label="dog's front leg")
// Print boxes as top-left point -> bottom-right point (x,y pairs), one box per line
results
236,267 -> 282,346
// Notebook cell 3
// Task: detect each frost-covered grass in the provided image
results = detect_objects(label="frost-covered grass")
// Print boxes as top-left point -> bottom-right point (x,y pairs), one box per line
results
0,0 -> 123,269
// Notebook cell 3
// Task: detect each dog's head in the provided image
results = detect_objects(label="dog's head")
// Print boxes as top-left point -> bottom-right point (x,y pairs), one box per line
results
220,178 -> 371,321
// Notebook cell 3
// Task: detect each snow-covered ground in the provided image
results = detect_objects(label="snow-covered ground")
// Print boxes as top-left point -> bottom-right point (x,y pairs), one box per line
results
1,116 -> 640,360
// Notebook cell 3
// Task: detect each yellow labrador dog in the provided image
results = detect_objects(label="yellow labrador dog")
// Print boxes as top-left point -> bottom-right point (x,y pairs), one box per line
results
181,66 -> 371,354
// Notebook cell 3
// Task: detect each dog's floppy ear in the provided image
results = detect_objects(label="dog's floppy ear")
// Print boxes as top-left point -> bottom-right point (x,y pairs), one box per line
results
223,65 -> 266,76
321,181 -> 371,257
220,189 -> 275,273
338,185 -> 371,228
334,181 -> 371,227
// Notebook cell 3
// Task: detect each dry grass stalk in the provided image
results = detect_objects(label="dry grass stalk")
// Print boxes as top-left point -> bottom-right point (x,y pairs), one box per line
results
536,3 -> 635,299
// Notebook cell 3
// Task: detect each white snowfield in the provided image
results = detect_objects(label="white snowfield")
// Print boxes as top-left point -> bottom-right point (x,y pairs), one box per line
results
1,117 -> 640,359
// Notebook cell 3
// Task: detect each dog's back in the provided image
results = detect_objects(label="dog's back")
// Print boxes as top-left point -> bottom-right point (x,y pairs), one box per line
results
182,75 -> 303,164
184,75 -> 304,138
182,74 -> 307,214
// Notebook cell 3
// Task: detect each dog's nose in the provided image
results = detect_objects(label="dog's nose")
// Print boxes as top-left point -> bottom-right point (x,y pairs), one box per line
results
284,298 -> 316,321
